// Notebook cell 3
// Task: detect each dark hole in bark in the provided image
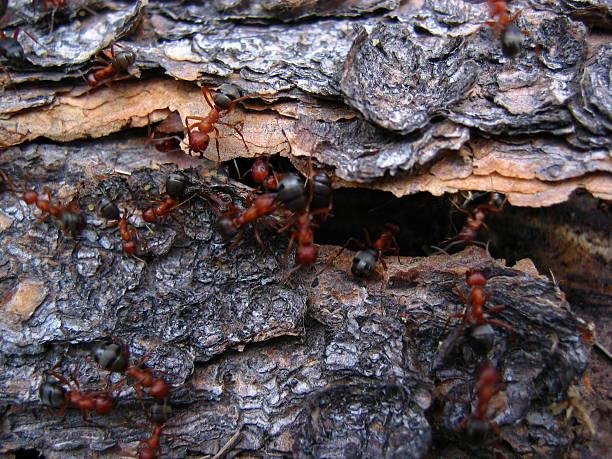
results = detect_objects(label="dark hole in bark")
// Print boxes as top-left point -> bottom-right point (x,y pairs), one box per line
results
13,449 -> 45,459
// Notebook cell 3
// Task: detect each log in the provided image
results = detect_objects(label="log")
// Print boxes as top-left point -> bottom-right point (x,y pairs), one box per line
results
0,0 -> 609,457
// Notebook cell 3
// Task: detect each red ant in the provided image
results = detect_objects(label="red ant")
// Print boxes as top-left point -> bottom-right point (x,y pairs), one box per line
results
39,370 -> 116,419
117,209 -> 143,255
21,184 -> 84,236
320,223 -> 400,314
137,424 -> 165,459
486,0 -> 533,56
98,198 -> 143,255
460,360 -> 505,440
278,167 -> 333,278
1,28 -> 40,83
217,192 -> 280,242
450,270 -> 512,337
86,43 -> 137,88
243,156 -> 280,192
93,339 -> 170,401
440,193 -> 505,252
142,173 -> 189,224
185,84 -> 250,160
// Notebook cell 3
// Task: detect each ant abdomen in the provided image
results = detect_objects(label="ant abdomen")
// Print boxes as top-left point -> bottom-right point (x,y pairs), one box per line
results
277,173 -> 307,211
351,249 -> 377,278
39,378 -> 66,409
93,340 -> 129,372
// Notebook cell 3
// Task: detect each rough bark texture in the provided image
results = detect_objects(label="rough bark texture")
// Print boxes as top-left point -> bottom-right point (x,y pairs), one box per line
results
0,0 -> 610,458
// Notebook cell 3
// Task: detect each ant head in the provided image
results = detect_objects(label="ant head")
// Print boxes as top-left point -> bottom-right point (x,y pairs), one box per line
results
502,23 -> 524,57
466,270 -> 487,287
39,377 -> 66,409
93,339 -> 129,372
251,158 -> 270,184
165,173 -> 187,200
297,244 -> 317,265
99,197 -> 120,221
94,393 -> 116,414
277,173 -> 307,212
351,249 -> 377,278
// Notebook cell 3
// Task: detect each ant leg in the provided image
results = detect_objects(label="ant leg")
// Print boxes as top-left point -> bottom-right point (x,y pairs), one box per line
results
281,233 -> 297,266
200,86 -> 216,111
510,9 -> 522,23
219,120 -> 251,156
363,228 -> 373,247
486,305 -> 506,314
213,126 -> 221,162
315,237 -> 365,277
47,370 -> 73,389
454,286 -> 468,305
281,264 -> 302,284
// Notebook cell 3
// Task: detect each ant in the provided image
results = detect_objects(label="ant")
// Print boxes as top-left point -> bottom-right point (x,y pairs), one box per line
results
278,168 -> 333,278
449,270 -> 512,348
39,370 -> 116,419
242,156 -> 280,192
1,28 -> 39,82
460,360 -> 505,440
142,173 -> 189,224
117,209 -> 143,255
98,197 -> 144,255
86,43 -> 137,88
217,192 -> 280,242
486,0 -> 532,57
217,169 -> 312,238
93,338 -> 170,401
320,223 -> 400,314
21,184 -> 85,237
185,84 -> 251,160
440,193 -> 506,252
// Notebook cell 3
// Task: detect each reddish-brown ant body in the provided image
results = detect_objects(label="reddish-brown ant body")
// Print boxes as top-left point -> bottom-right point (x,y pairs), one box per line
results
39,371 -> 116,419
218,192 -> 280,238
441,193 -> 505,252
320,223 -> 400,313
118,209 -> 142,256
93,339 -> 170,401
449,270 -> 512,350
486,0 -> 531,56
185,84 -> 249,160
86,44 -> 137,88
461,360 -> 504,440
142,173 -> 188,224
451,270 -> 511,330
21,186 -> 84,236
138,424 -> 165,459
